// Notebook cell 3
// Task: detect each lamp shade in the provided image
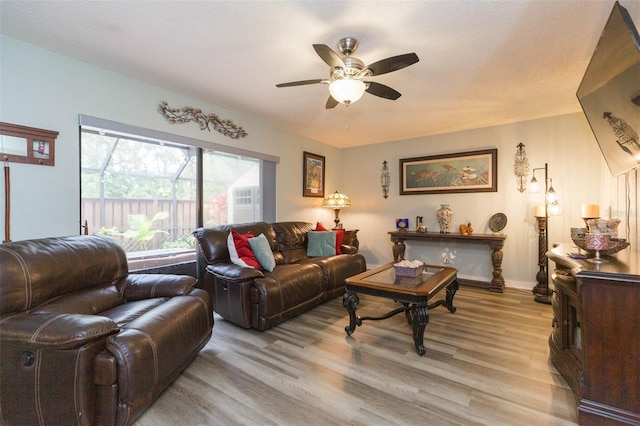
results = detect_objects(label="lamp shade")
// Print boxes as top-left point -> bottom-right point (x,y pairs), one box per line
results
329,79 -> 366,105
322,191 -> 351,209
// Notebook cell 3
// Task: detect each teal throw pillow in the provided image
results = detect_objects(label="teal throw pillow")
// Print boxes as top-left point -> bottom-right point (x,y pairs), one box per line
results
248,233 -> 276,272
307,231 -> 337,257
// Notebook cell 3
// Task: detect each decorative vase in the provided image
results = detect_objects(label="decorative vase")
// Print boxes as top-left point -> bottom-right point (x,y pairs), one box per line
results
436,204 -> 453,233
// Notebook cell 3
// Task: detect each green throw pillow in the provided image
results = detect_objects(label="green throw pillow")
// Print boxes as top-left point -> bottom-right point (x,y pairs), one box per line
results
307,231 -> 337,257
248,233 -> 276,272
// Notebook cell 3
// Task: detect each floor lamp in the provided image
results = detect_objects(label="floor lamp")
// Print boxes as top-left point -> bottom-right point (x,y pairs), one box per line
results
530,163 -> 557,305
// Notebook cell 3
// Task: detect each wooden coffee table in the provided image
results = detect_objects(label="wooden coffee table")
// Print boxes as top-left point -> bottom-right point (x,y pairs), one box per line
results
343,262 -> 459,356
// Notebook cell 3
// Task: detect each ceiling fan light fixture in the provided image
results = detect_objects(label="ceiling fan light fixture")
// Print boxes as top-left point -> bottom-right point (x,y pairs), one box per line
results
329,79 -> 366,106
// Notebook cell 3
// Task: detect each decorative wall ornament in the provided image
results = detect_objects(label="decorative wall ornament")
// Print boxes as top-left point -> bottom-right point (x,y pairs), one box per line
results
158,101 -> 248,140
513,142 -> 529,193
380,160 -> 390,199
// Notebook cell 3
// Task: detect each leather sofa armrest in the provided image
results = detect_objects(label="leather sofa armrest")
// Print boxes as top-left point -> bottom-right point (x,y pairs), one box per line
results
340,245 -> 358,254
118,274 -> 197,300
207,263 -> 264,281
0,312 -> 119,349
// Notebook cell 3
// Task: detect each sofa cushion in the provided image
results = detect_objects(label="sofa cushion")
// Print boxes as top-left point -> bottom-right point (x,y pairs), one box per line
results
32,282 -> 124,315
272,222 -> 314,264
228,230 -> 261,269
307,231 -> 336,257
248,233 -> 276,272
100,298 -> 170,327
0,236 -> 128,315
253,263 -> 325,321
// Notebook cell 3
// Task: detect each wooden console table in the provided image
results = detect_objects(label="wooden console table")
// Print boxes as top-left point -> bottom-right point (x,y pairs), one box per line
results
388,231 -> 507,292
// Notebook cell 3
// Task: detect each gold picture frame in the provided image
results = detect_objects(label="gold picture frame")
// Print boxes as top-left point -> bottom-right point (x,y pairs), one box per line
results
303,151 -> 325,197
400,149 -> 497,195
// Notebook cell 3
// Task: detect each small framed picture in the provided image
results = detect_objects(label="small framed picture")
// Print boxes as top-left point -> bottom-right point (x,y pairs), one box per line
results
396,218 -> 409,230
303,151 -> 325,197
33,140 -> 50,159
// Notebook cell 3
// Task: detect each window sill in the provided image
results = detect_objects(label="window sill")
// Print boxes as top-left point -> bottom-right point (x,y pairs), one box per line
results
127,248 -> 196,272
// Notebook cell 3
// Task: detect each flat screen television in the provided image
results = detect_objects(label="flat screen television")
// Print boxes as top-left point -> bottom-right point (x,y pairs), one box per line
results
577,1 -> 640,176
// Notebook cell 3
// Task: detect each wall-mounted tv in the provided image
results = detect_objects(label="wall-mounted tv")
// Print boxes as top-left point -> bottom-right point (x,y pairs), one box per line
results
577,1 -> 640,176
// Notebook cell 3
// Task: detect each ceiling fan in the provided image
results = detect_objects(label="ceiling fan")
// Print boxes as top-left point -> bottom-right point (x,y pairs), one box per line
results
276,37 -> 419,109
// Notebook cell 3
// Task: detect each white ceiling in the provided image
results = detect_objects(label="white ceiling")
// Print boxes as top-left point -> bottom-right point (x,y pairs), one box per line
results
1,0 -> 637,148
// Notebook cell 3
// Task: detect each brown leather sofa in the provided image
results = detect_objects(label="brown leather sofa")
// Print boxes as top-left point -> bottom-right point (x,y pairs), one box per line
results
193,221 -> 366,331
0,235 -> 213,426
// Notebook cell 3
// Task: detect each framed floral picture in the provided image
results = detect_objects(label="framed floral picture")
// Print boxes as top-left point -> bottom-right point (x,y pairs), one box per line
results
400,148 -> 497,195
303,151 -> 325,197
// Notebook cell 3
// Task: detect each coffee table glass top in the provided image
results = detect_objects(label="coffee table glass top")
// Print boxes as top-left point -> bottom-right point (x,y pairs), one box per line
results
361,265 -> 444,288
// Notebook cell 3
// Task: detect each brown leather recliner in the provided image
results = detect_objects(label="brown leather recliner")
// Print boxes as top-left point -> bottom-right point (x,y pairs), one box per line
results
0,235 -> 213,425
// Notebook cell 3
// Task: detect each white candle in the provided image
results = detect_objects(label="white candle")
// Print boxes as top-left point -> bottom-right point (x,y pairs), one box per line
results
534,205 -> 546,217
581,204 -> 600,218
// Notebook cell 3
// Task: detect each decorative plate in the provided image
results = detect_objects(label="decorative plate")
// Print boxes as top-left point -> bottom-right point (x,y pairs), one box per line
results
489,213 -> 507,232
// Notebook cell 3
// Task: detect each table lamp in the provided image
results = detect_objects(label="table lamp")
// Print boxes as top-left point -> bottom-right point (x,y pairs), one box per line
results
322,191 -> 351,229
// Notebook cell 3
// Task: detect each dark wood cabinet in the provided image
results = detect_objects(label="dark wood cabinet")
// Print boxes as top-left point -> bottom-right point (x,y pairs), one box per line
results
548,245 -> 640,425
549,270 -> 582,402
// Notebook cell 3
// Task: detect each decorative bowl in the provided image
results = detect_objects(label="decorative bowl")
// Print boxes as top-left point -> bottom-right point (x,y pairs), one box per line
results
571,236 -> 630,255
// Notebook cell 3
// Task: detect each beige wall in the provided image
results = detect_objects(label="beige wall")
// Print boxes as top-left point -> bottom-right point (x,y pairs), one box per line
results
2,35 -> 635,290
339,113 -> 620,289
0,35 -> 342,241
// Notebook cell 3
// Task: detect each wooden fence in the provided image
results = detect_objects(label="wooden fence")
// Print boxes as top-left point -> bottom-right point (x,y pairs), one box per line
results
82,198 -> 215,252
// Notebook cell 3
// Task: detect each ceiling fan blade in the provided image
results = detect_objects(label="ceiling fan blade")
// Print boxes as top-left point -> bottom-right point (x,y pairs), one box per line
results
276,79 -> 323,88
325,96 -> 339,109
313,44 -> 345,69
367,53 -> 419,76
365,81 -> 401,100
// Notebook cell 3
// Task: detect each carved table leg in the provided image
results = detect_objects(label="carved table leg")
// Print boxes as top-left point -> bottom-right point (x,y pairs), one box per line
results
445,279 -> 459,313
392,239 -> 406,262
489,241 -> 506,292
402,302 -> 412,325
409,304 -> 429,356
343,290 -> 361,335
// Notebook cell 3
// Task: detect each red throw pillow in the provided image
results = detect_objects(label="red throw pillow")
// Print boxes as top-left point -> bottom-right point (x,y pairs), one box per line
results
227,229 -> 261,269
315,222 -> 344,255
315,222 -> 329,231
336,229 -> 345,255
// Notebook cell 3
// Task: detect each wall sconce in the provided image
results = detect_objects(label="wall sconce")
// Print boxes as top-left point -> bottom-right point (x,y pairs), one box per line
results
513,143 -> 529,193
380,160 -> 390,199
322,190 -> 351,229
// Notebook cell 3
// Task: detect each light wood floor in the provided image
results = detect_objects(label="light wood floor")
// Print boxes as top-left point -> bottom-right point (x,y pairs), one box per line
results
135,286 -> 578,426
